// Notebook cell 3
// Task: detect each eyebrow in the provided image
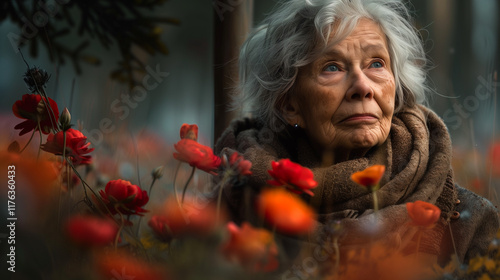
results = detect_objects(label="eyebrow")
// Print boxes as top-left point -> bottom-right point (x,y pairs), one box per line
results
320,43 -> 389,59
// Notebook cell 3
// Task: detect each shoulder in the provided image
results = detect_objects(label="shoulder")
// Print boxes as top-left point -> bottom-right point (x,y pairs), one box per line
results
446,184 -> 499,262
214,118 -> 264,154
455,185 -> 499,219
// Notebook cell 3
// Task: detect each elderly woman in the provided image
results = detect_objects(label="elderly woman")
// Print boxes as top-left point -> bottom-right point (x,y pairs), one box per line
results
215,0 -> 499,269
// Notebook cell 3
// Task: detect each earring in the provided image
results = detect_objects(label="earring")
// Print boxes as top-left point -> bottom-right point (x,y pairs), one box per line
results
294,123 -> 299,129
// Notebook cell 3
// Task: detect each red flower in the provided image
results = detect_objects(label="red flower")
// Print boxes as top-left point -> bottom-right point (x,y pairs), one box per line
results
148,197 -> 220,240
229,152 -> 252,176
351,165 -> 386,190
221,222 -> 279,272
99,179 -> 149,216
406,201 -> 441,228
12,93 -> 59,135
66,215 -> 118,247
173,139 -> 221,174
41,128 -> 94,165
148,215 -> 172,242
267,159 -> 317,196
222,151 -> 252,179
180,123 -> 198,141
257,188 -> 316,235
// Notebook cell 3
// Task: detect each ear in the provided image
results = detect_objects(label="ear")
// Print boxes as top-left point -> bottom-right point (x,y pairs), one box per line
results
281,95 -> 304,127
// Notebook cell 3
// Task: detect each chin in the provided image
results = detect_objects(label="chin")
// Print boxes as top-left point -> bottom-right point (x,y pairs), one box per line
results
347,133 -> 384,149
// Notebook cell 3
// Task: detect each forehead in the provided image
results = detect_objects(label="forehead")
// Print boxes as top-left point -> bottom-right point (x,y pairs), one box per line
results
317,18 -> 389,57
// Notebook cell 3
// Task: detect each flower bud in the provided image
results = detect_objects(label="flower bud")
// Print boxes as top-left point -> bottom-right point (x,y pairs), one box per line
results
151,166 -> 164,180
59,107 -> 72,131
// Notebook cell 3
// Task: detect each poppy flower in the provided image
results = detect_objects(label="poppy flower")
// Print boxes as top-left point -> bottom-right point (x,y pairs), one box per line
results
351,165 -> 386,190
66,215 -> 118,247
12,93 -> 59,136
41,128 -> 94,165
97,251 -> 166,280
148,197 -> 220,240
221,222 -> 279,272
267,158 -> 317,196
173,139 -> 221,175
406,200 -> 441,228
221,152 -> 253,186
99,179 -> 149,216
228,152 -> 252,176
148,215 -> 172,242
257,188 -> 316,235
180,123 -> 198,141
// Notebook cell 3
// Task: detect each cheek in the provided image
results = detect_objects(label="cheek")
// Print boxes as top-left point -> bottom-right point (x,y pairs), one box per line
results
299,88 -> 342,124
378,77 -> 396,115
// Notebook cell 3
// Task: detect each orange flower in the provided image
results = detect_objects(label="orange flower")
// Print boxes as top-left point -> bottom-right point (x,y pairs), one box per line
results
173,139 -> 221,174
1,151 -> 59,208
12,93 -> 59,136
180,123 -> 198,141
66,215 -> 118,247
267,159 -> 317,196
406,201 -> 441,228
97,251 -> 166,280
148,197 -> 220,240
257,188 -> 316,235
221,222 -> 279,272
351,165 -> 386,190
41,128 -> 94,165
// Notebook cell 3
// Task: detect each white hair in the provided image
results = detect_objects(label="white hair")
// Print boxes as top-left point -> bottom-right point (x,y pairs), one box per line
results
235,0 -> 429,130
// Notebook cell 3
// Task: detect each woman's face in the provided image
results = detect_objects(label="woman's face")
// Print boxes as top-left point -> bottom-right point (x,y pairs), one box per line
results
286,19 -> 396,157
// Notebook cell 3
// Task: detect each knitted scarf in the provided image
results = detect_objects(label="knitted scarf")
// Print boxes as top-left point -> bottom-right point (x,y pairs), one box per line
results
215,105 -> 457,255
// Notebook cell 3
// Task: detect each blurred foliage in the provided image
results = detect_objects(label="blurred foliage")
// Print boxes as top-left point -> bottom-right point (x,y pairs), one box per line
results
0,0 -> 179,88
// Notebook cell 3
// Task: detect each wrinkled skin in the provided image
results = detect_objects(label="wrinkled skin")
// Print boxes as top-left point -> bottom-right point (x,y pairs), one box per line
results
285,19 -> 396,162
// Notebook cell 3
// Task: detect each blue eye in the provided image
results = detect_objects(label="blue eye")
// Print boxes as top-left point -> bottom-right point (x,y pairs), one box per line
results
370,61 -> 383,68
325,64 -> 339,72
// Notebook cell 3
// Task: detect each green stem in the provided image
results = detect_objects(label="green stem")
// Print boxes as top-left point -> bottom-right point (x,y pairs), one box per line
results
372,190 -> 379,213
137,178 -> 158,236
181,166 -> 196,203
57,162 -> 64,226
172,162 -> 186,220
148,178 -> 157,197
114,205 -> 125,249
216,173 -> 230,223
333,236 -> 340,275
62,131 -> 67,164
66,161 -> 71,198
38,88 -> 58,132
448,221 -> 459,262
37,120 -> 42,160
19,129 -> 36,154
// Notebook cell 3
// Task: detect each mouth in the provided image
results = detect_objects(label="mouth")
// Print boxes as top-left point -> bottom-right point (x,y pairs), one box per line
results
341,113 -> 378,123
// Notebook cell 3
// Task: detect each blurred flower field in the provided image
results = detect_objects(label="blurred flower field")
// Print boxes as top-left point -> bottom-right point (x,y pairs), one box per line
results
1,66 -> 500,280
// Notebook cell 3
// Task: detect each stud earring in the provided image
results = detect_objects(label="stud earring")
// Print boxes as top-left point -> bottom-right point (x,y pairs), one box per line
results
294,123 -> 299,129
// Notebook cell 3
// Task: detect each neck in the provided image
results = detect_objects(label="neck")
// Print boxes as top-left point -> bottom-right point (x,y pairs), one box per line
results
320,147 -> 371,166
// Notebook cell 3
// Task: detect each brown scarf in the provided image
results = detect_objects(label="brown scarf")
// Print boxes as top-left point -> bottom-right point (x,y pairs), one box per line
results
215,105 -> 457,255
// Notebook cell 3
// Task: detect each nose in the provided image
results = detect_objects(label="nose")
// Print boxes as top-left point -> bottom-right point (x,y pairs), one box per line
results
345,70 -> 373,101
